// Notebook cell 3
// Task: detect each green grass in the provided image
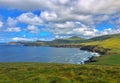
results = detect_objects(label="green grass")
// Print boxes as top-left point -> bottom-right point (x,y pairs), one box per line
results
0,63 -> 120,83
81,39 -> 120,49
80,34 -> 120,65
89,54 -> 120,65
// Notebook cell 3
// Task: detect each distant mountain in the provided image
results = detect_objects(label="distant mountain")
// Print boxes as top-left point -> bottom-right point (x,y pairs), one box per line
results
48,36 -> 85,44
8,34 -> 120,48
66,36 -> 85,40
49,34 -> 120,45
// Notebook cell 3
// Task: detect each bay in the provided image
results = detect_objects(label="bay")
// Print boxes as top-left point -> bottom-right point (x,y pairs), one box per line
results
0,44 -> 98,64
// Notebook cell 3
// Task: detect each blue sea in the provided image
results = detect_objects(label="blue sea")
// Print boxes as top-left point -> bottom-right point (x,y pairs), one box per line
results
0,44 -> 98,64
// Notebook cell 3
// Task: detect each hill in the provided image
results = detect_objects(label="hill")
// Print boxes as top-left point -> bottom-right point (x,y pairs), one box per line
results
18,36 -> 85,46
48,36 -> 85,45
9,34 -> 120,50
81,34 -> 120,51
80,34 -> 120,65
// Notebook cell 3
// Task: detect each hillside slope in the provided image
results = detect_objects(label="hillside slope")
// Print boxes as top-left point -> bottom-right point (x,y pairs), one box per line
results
80,34 -> 120,65
82,34 -> 120,51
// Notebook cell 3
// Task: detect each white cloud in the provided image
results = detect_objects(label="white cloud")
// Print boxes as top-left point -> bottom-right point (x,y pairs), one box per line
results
1,0 -> 120,38
17,12 -> 43,25
67,25 -> 98,37
41,11 -> 58,21
0,0 -> 120,14
27,25 -> 39,33
0,21 -> 3,28
12,37 -> 33,41
101,28 -> 120,35
6,27 -> 21,32
115,18 -> 120,25
0,0 -> 48,10
7,17 -> 17,26
76,0 -> 120,14
44,22 -> 98,38
54,21 -> 75,28
44,21 -> 77,35
12,37 -> 52,41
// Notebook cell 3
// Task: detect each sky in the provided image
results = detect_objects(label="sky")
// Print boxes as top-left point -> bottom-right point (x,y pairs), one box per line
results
0,0 -> 120,42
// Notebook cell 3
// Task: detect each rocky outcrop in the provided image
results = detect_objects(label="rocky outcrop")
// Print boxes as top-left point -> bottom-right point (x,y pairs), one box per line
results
53,44 -> 111,55
80,45 -> 111,55
84,56 -> 97,64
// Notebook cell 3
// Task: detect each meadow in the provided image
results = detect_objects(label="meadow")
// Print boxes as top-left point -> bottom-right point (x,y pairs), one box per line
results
0,63 -> 120,83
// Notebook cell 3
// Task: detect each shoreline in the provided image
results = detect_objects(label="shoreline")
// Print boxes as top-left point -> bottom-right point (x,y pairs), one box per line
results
49,44 -> 111,64
6,43 -> 111,64
24,44 -> 103,64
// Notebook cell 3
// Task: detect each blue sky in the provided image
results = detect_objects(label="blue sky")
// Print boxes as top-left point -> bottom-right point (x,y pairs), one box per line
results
0,0 -> 120,42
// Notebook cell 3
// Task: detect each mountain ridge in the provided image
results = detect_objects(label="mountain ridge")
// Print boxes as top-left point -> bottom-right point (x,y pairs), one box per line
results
8,33 -> 120,46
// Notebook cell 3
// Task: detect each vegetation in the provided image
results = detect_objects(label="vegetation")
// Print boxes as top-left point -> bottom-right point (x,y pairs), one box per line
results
5,34 -> 120,82
81,34 -> 120,49
46,36 -> 85,46
0,63 -> 120,83
90,54 -> 120,65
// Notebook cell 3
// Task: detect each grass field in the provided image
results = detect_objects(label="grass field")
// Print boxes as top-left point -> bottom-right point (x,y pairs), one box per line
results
0,63 -> 120,83
89,54 -> 120,65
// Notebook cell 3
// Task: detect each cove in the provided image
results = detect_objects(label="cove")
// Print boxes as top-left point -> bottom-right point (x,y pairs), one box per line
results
0,44 -> 99,64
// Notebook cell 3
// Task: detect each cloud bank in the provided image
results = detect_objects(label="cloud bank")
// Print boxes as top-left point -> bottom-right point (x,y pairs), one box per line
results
0,0 -> 120,41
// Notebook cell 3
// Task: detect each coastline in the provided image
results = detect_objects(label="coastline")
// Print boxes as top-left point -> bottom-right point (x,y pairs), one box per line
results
49,44 -> 111,64
24,44 -> 103,64
7,42 -> 112,64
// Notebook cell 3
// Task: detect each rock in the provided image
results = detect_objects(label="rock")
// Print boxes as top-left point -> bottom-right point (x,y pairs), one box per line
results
80,45 -> 111,55
84,56 -> 97,64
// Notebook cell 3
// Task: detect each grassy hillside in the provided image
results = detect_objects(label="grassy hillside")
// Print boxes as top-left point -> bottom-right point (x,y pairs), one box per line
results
65,36 -> 85,41
87,34 -> 120,41
82,34 -> 120,47
81,34 -> 120,65
81,34 -> 120,52
0,63 -> 119,83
